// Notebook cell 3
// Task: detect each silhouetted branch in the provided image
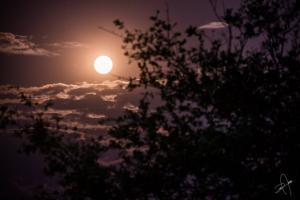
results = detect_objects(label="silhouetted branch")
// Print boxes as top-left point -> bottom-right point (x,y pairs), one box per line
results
98,26 -> 122,38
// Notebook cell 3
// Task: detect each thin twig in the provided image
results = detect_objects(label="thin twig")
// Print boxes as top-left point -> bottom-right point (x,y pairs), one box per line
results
98,26 -> 122,38
208,0 -> 223,22
110,72 -> 130,81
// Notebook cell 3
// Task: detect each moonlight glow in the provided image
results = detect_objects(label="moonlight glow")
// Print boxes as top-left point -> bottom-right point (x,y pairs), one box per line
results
94,55 -> 113,74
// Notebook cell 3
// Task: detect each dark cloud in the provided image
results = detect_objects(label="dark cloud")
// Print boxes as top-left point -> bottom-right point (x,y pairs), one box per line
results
0,32 -> 58,56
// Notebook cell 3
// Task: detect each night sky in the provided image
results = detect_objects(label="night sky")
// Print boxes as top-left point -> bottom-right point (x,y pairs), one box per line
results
1,0 -> 237,86
0,0 -> 241,199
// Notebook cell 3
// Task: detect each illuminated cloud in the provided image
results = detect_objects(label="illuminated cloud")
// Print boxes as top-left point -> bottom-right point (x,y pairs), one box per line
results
48,41 -> 87,49
0,98 -> 20,104
56,92 -> 70,99
198,21 -> 228,30
43,108 -> 81,117
0,32 -> 58,56
0,80 -> 141,135
101,94 -> 117,102
87,113 -> 106,119
123,103 -> 139,112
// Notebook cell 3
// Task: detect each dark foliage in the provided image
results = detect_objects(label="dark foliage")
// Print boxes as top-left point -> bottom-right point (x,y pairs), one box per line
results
1,0 -> 300,199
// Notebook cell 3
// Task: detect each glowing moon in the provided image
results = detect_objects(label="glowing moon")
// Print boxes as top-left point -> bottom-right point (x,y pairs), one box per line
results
94,55 -> 113,74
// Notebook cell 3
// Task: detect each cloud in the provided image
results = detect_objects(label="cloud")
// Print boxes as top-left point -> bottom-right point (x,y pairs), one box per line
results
48,41 -> 87,49
0,32 -> 58,56
0,80 -> 143,135
101,94 -> 117,102
198,21 -> 228,30
123,103 -> 139,112
0,98 -> 20,104
34,108 -> 81,117
56,92 -> 70,99
86,113 -> 106,119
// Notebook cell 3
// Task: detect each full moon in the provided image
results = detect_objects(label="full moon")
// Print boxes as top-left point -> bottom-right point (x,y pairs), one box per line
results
94,55 -> 113,74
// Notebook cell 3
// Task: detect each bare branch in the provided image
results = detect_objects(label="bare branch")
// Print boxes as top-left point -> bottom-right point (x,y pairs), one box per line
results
98,26 -> 122,38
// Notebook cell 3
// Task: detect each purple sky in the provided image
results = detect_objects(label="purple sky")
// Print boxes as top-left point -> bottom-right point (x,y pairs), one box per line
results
0,1 -> 240,198
0,0 -> 239,86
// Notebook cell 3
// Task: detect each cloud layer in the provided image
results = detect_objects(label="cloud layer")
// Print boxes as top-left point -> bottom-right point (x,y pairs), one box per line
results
48,41 -> 87,49
198,21 -> 228,30
0,80 -> 141,135
0,32 -> 58,56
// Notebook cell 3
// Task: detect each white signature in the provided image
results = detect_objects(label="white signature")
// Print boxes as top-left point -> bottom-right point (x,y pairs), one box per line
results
274,173 -> 293,196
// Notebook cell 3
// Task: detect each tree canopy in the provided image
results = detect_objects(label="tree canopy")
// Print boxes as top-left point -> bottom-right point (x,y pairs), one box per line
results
1,0 -> 300,199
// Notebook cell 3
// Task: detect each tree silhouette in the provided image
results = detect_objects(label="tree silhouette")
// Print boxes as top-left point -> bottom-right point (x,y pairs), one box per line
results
1,0 -> 300,199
